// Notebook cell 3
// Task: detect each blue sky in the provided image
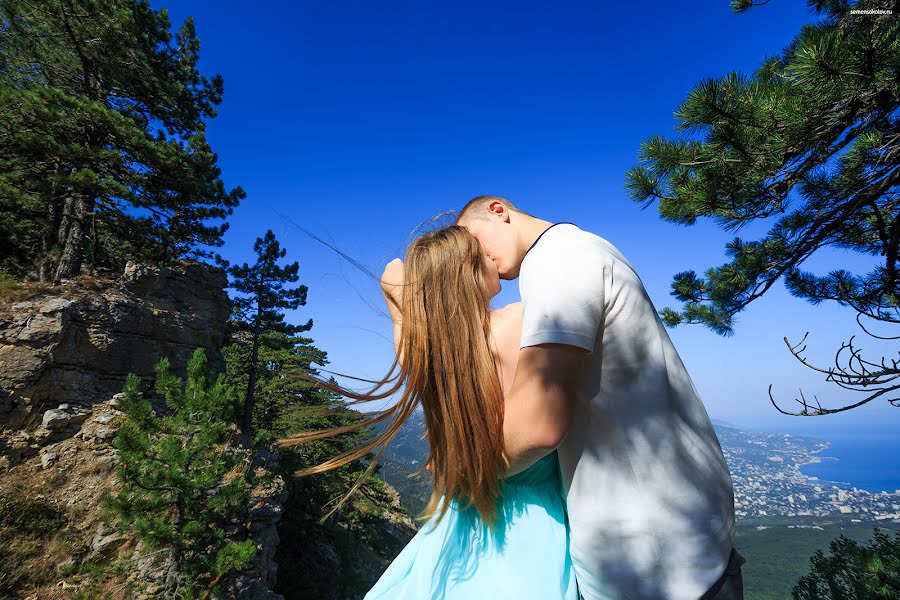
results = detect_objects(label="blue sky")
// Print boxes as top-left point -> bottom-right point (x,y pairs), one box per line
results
164,1 -> 897,434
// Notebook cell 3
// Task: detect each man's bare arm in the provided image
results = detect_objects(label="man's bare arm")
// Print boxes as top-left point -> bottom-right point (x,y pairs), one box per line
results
502,343 -> 586,476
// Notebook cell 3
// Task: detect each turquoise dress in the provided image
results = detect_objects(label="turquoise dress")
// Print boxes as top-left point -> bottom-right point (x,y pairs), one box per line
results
364,452 -> 578,600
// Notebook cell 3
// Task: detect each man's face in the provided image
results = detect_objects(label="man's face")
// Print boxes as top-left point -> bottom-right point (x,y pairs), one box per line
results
461,216 -> 521,280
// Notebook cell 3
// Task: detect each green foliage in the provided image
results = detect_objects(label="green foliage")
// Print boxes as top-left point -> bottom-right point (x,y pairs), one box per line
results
223,329 -> 327,434
0,0 -> 244,281
270,403 -> 413,599
792,529 -> 900,599
103,348 -> 257,596
0,273 -> 19,293
226,229 -> 314,435
228,230 -> 312,337
625,1 -> 900,334
375,457 -> 430,517
0,493 -> 66,535
0,492 -> 69,597
216,229 -> 414,597
369,410 -> 434,518
223,338 -> 412,597
734,516 -> 900,600
214,539 -> 257,576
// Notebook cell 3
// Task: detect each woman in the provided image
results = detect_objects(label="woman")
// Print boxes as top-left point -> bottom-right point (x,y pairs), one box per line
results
277,225 -> 577,600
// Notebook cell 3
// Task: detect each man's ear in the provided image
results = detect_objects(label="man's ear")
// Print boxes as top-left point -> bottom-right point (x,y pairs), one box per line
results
488,200 -> 510,222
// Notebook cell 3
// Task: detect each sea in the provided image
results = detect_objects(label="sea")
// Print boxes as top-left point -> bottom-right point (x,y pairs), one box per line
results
737,420 -> 900,494
798,431 -> 900,494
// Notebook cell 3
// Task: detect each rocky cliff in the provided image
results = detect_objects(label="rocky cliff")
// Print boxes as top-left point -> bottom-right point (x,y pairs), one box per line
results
0,261 -> 230,440
0,262 -> 287,599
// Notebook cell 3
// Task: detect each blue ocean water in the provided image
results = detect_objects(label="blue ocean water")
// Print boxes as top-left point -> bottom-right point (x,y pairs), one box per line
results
731,418 -> 900,493
797,432 -> 900,494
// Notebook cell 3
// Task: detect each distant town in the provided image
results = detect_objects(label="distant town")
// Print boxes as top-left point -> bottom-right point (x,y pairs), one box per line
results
717,425 -> 900,523
377,413 -> 900,525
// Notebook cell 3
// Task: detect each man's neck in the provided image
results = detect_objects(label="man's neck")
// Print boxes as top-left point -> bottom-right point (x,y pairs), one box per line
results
517,216 -> 555,258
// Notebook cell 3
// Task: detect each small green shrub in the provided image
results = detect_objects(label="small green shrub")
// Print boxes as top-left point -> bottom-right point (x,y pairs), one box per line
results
102,348 -> 257,596
0,494 -> 65,535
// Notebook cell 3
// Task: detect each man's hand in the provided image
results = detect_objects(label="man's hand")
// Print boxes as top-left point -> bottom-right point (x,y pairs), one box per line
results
502,343 -> 586,477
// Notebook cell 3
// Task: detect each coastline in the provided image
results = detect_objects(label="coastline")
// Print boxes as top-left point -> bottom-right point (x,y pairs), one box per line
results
796,439 -> 829,470
796,440 -> 851,486
743,426 -> 900,495
797,440 -> 853,488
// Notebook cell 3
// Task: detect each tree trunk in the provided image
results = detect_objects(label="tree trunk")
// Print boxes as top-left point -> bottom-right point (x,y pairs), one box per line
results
40,167 -> 62,283
164,498 -> 186,597
87,209 -> 97,276
39,202 -> 55,283
54,194 -> 88,283
55,195 -> 73,250
242,314 -> 262,436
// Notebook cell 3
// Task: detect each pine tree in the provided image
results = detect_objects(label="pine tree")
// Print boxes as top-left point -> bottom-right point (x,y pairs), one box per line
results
625,0 -> 900,414
103,348 -> 258,597
0,0 -> 244,281
792,529 -> 900,599
220,291 -> 406,598
223,329 -> 330,434
227,230 -> 312,436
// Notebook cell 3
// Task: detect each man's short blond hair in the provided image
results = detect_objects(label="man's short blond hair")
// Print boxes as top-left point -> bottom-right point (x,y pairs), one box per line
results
456,195 -> 528,224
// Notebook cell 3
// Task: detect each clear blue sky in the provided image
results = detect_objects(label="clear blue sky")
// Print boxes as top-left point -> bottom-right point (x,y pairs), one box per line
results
164,0 -> 897,434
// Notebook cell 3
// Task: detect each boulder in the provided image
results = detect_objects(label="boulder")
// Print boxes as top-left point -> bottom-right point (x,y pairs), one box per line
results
41,407 -> 90,431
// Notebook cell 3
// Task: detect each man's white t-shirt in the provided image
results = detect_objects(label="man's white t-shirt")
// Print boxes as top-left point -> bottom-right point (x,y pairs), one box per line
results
519,223 -> 736,600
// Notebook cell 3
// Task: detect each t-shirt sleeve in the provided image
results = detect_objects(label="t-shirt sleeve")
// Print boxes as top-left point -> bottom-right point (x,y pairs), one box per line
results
519,236 -> 606,352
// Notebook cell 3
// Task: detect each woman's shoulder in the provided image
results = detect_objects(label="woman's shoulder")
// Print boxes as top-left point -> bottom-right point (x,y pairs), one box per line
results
490,301 -> 522,320
489,302 -> 522,343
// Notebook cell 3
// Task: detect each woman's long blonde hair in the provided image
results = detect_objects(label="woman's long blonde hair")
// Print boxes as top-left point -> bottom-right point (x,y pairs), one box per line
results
276,225 -> 508,528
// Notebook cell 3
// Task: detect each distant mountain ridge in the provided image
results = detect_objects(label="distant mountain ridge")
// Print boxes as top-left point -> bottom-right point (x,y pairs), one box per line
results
371,409 -> 432,517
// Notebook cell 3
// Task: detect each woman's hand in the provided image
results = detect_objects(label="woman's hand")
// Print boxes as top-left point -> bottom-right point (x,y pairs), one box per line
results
381,258 -> 404,293
381,258 -> 404,315
381,259 -> 405,361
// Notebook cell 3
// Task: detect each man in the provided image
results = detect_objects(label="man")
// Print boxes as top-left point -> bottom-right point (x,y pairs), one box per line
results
457,195 -> 744,600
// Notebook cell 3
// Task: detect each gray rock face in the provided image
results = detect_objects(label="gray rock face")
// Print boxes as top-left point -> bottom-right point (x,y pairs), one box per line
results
39,450 -> 59,468
0,388 -> 14,414
88,530 -> 128,560
0,260 -> 230,433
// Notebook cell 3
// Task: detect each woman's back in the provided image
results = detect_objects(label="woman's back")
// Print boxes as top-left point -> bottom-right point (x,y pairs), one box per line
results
364,450 -> 576,600
488,302 -> 523,399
